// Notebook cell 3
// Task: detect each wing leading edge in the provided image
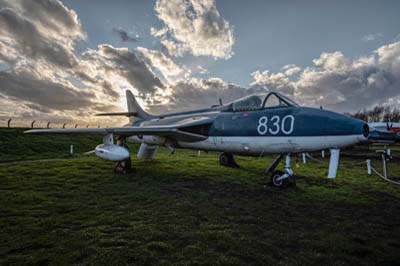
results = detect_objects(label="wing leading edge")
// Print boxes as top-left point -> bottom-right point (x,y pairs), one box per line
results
24,116 -> 213,143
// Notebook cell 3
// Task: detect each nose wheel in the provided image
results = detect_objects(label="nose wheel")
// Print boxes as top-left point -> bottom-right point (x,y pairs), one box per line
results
266,154 -> 296,188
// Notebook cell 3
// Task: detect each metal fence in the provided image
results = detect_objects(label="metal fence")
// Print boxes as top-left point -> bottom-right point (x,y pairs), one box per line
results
0,118 -> 102,128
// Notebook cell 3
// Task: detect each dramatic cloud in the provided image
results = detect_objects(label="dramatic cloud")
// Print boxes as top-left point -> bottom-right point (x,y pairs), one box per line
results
250,71 -> 296,97
148,77 -> 267,114
152,0 -> 234,59
0,71 -> 94,110
251,41 -> 400,112
0,0 -> 83,68
136,47 -> 185,81
112,28 -> 138,43
83,45 -> 164,97
0,0 -> 126,126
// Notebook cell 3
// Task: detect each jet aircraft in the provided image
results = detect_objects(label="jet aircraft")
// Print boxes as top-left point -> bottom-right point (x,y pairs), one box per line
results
25,90 -> 369,187
367,122 -> 400,144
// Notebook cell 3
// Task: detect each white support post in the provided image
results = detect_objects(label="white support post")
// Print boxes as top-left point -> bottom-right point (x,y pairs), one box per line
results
321,150 -> 325,158
366,159 -> 371,175
70,144 -> 74,158
302,153 -> 307,164
328,149 -> 340,179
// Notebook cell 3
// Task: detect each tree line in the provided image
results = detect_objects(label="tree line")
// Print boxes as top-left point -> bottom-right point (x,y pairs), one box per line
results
348,105 -> 400,122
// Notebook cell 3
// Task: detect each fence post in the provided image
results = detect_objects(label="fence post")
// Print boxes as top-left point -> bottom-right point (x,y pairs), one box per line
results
70,145 -> 74,158
31,120 -> 35,128
47,122 -> 51,129
7,118 -> 12,128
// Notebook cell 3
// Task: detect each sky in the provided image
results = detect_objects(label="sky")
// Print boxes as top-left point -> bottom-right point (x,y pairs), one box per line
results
0,0 -> 400,127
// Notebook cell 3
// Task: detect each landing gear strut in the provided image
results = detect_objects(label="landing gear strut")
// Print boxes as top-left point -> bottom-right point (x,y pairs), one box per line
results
219,152 -> 239,168
265,154 -> 296,188
114,136 -> 134,174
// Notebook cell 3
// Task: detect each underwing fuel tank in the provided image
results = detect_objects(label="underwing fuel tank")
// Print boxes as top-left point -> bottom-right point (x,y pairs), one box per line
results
94,144 -> 130,161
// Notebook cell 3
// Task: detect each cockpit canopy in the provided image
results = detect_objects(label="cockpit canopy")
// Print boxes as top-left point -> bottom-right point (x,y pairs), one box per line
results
229,91 -> 298,112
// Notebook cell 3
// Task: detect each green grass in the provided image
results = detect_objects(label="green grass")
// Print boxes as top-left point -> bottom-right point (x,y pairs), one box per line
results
1,128 -> 400,265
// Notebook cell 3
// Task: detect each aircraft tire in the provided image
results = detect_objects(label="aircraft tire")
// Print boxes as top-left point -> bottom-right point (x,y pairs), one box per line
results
271,170 -> 290,188
219,152 -> 239,168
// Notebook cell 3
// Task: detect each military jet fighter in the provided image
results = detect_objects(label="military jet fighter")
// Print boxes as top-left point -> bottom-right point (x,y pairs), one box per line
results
25,90 -> 369,187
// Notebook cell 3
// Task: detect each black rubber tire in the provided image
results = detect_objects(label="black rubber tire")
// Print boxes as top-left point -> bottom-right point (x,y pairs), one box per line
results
219,153 -> 230,166
270,170 -> 290,188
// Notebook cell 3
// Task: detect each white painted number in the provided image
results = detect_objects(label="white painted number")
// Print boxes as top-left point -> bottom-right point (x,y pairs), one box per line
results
269,115 -> 280,135
281,115 -> 295,134
257,115 -> 295,135
257,116 -> 268,135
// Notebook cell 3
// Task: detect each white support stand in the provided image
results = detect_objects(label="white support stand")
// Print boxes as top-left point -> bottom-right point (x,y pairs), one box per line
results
70,144 -> 74,158
302,153 -> 307,164
328,149 -> 340,179
366,159 -> 371,175
321,150 -> 325,158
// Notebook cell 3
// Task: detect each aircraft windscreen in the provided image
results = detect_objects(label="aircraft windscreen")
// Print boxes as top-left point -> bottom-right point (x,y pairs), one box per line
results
232,95 -> 264,111
231,92 -> 298,112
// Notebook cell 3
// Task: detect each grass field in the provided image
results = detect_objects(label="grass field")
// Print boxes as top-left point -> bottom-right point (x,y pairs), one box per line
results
1,128 -> 400,266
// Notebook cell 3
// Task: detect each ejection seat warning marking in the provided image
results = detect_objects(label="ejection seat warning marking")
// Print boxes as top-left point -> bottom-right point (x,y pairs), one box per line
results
257,115 -> 295,135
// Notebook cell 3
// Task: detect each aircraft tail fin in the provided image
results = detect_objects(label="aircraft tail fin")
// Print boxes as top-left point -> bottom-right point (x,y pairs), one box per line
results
126,90 -> 154,122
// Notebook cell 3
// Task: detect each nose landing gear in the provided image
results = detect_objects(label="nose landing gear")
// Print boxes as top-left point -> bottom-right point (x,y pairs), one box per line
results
266,154 -> 296,188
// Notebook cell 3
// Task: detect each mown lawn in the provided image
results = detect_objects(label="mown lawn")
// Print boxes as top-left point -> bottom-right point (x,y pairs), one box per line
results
0,128 -> 400,265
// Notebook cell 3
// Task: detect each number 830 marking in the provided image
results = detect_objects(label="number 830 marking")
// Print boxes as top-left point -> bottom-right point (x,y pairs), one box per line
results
257,115 -> 295,135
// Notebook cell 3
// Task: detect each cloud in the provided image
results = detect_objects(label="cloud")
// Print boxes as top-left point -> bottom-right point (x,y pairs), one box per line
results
250,71 -> 296,97
281,64 -> 301,76
136,47 -> 185,81
112,28 -> 138,43
152,0 -> 234,59
0,70 -> 94,111
362,33 -> 383,42
147,77 -> 267,114
0,7 -> 78,68
251,41 -> 400,112
83,44 -> 165,97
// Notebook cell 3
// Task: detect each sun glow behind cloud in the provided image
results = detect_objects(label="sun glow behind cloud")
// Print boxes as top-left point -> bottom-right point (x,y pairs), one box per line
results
0,0 -> 400,127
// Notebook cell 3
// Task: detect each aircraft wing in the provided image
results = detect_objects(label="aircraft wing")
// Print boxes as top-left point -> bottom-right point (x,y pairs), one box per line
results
24,116 -> 213,142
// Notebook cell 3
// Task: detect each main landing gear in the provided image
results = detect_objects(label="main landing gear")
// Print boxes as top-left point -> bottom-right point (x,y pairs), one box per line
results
265,154 -> 296,188
114,137 -> 134,175
219,152 -> 240,168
